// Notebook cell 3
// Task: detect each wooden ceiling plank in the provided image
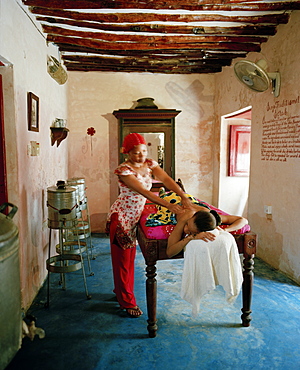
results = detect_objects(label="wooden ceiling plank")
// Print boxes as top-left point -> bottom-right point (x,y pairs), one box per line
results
37,16 -> 278,36
61,55 -> 232,68
62,61 -> 228,71
63,62 -> 223,74
47,34 -> 261,52
58,44 -> 248,59
42,25 -> 268,44
23,0 -> 300,11
62,54 -> 233,64
29,7 -> 290,25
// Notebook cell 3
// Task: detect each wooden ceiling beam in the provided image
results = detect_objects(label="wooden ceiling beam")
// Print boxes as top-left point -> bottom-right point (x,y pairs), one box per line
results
42,25 -> 268,44
62,54 -> 232,64
37,16 -> 278,36
59,47 -> 207,58
29,7 -> 290,25
58,44 -> 248,59
47,34 -> 262,52
61,54 -> 233,67
62,61 -> 229,71
63,62 -> 223,74
23,0 -> 300,11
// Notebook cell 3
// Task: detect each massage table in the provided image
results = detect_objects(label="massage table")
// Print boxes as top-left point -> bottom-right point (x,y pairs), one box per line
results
137,188 -> 257,338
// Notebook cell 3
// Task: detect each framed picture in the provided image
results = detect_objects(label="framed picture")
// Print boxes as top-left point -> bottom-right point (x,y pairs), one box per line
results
228,125 -> 251,177
28,92 -> 39,132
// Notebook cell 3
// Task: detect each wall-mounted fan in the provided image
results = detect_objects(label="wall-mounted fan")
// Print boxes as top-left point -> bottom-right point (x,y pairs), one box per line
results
234,59 -> 280,97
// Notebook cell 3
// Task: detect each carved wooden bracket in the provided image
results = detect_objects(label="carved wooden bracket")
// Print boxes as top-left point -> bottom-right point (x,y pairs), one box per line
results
50,127 -> 69,147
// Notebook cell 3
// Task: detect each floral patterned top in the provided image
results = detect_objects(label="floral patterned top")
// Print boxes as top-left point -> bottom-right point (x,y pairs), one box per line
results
106,158 -> 158,249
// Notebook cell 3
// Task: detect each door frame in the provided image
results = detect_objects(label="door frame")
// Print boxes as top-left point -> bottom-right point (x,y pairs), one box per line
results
0,73 -> 8,206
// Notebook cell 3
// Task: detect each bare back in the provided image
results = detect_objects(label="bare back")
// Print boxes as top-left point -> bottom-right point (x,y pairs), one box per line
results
176,204 -> 210,223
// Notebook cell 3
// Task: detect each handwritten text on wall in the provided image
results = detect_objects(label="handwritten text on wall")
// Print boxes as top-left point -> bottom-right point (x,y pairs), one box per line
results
261,96 -> 300,161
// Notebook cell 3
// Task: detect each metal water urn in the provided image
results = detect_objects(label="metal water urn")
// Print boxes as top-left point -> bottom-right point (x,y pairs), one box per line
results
47,181 -> 78,229
0,203 -> 21,370
67,177 -> 87,211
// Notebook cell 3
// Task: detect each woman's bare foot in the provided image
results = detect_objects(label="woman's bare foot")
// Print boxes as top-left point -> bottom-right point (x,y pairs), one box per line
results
120,305 -> 143,317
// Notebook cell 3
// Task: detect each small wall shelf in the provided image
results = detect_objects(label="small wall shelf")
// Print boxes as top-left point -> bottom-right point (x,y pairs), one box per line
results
50,127 -> 69,147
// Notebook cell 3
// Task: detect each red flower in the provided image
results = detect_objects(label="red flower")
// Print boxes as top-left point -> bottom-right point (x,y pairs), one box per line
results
87,127 -> 96,136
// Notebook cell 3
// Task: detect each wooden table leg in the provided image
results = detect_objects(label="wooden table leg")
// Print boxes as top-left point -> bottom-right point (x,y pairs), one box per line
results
241,232 -> 256,327
145,261 -> 158,338
241,253 -> 254,327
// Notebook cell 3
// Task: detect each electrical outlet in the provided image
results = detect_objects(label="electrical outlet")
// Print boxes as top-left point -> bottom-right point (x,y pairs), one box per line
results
264,205 -> 272,215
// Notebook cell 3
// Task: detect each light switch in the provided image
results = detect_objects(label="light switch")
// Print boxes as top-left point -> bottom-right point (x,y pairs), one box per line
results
264,205 -> 272,214
29,141 -> 40,156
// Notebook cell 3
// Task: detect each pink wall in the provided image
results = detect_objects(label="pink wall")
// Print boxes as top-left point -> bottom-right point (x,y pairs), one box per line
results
214,11 -> 300,283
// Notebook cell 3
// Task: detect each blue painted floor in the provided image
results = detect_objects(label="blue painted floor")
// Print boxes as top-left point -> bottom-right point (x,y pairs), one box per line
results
6,234 -> 300,370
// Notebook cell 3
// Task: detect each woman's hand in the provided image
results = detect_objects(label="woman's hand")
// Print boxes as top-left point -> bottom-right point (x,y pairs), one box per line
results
167,203 -> 184,214
189,231 -> 216,242
180,195 -> 194,210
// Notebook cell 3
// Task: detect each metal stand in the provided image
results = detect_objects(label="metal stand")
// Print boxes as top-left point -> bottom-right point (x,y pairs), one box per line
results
64,198 -> 95,264
79,195 -> 95,260
46,218 -> 92,308
66,178 -> 95,260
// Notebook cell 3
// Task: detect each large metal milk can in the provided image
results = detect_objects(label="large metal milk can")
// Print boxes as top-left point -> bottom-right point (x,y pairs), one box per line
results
47,181 -> 78,229
67,177 -> 87,211
0,203 -> 21,370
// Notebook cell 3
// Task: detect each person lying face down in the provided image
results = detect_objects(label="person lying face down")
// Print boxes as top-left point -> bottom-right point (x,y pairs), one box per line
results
167,208 -> 241,258
146,189 -> 248,235
177,202 -> 248,234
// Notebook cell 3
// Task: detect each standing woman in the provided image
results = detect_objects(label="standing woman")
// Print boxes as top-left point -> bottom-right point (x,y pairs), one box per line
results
106,133 -> 191,317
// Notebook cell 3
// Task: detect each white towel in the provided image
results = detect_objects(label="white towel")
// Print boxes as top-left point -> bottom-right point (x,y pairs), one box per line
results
180,229 -> 243,317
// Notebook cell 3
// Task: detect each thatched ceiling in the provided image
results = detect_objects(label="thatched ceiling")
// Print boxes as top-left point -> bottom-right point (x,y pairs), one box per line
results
22,1 -> 300,74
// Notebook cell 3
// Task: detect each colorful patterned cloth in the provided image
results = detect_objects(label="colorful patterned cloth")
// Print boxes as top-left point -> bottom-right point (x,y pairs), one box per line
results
146,191 -> 210,226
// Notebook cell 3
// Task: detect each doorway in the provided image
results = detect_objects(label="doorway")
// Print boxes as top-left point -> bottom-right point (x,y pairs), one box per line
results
218,107 -> 251,217
0,73 -> 8,206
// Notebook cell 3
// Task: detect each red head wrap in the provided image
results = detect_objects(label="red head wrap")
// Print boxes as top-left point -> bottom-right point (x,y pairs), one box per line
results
122,133 -> 147,154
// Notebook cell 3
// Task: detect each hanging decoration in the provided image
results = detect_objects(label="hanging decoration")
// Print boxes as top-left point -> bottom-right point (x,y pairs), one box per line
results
87,127 -> 96,156
47,56 -> 68,85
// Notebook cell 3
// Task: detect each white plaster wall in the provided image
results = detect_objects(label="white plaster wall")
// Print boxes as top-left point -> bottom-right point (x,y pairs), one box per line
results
0,0 -> 68,309
214,11 -> 300,283
68,72 -> 215,232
